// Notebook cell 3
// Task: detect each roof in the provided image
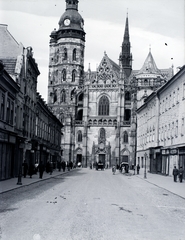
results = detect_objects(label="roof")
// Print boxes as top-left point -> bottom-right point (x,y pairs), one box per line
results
0,58 -> 17,75
138,50 -> 161,75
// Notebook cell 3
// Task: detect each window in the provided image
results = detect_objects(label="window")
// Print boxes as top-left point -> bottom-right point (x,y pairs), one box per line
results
60,90 -> 66,103
62,69 -> 66,81
125,91 -> 131,101
6,99 -> 10,123
10,102 -> 14,125
98,96 -> 109,115
54,90 -> 57,103
183,83 -> 185,99
0,93 -> 5,120
73,49 -> 76,61
173,91 -> 175,106
177,88 -> 179,103
175,120 -> 178,137
99,128 -> 106,144
63,48 -> 67,60
72,70 -> 76,82
123,131 -> 128,143
77,131 -> 82,142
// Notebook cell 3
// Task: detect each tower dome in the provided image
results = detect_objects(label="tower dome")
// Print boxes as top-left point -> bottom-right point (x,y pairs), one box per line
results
56,0 -> 85,41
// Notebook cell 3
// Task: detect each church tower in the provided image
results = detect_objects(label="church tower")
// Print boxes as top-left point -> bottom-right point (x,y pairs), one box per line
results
47,0 -> 85,163
120,14 -> 132,78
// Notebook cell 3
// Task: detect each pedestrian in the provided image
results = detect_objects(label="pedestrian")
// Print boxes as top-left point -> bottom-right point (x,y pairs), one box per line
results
38,160 -> 44,179
172,166 -> 179,182
28,163 -> 34,178
58,161 -> 61,172
178,166 -> 183,183
137,164 -> 140,174
46,160 -> 50,173
49,161 -> 53,175
22,160 -> 28,178
61,160 -> 66,172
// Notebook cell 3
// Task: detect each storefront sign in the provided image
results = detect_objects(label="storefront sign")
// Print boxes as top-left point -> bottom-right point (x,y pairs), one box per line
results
170,149 -> 178,155
162,149 -> 169,155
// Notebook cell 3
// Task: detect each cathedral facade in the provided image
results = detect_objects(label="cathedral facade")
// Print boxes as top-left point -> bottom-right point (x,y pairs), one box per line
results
47,0 -> 173,168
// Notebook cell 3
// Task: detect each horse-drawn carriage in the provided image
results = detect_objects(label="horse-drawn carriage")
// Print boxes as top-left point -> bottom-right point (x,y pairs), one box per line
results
96,162 -> 104,170
120,162 -> 129,173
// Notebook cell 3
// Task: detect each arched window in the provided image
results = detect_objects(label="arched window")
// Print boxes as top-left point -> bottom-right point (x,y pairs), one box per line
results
123,131 -> 128,143
124,109 -> 131,121
73,49 -> 76,61
99,128 -> 106,144
100,128 -> 105,139
72,70 -> 76,82
77,131 -> 82,142
64,48 -> 67,60
78,93 -> 83,101
60,90 -> 66,103
76,109 -> 83,120
54,89 -> 57,103
62,69 -> 66,81
125,91 -> 131,101
98,96 -> 109,115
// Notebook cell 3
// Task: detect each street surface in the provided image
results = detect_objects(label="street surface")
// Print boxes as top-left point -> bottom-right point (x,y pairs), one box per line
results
0,168 -> 185,240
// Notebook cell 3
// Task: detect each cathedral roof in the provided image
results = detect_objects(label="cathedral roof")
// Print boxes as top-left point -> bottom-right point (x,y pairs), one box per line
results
87,52 -> 120,85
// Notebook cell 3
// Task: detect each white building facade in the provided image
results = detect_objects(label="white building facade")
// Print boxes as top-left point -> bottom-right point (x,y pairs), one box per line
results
137,66 -> 185,177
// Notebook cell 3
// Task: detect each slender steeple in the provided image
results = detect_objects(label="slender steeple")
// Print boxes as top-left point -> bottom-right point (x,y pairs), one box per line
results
120,13 -> 132,77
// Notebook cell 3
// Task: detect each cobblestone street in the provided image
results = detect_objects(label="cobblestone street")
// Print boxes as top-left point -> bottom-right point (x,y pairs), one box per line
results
1,168 -> 185,240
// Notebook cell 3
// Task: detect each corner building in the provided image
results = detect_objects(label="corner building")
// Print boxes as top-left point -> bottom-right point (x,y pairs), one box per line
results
47,0 -> 173,167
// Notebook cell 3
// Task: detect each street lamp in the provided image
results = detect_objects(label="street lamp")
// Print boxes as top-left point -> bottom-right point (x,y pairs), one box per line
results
144,152 -> 147,179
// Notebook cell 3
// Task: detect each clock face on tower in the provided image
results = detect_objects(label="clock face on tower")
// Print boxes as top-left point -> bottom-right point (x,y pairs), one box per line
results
64,19 -> 70,26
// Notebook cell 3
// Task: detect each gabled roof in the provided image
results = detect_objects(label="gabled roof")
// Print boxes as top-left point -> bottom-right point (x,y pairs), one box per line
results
138,50 -> 161,75
95,52 -> 120,83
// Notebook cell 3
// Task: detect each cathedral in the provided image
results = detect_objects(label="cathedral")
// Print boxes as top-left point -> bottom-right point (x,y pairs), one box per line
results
47,0 -> 173,168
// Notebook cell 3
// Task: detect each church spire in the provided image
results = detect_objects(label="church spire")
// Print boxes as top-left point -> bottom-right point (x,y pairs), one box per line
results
120,14 -> 132,77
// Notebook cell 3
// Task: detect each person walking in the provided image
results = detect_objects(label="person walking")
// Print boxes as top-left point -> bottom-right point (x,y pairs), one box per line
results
38,160 -> 44,179
29,163 -> 34,178
172,166 -> 179,182
137,164 -> 140,175
46,160 -> 50,173
49,161 -> 53,175
178,166 -> 183,183
22,160 -> 28,178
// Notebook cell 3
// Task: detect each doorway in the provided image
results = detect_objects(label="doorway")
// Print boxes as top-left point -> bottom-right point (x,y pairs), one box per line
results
99,154 -> 105,165
77,154 -> 82,164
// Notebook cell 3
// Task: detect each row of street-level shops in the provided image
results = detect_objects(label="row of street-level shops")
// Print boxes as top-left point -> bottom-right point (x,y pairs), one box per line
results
0,131 -> 61,180
137,145 -> 185,179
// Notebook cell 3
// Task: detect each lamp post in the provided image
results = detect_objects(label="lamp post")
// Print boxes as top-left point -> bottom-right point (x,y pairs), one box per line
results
144,152 -> 147,179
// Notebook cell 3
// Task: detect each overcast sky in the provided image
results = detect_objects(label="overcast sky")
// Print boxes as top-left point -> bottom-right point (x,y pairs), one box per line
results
0,0 -> 184,101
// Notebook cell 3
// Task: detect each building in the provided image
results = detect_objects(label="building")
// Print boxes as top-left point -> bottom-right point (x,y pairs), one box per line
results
47,0 -> 173,168
0,61 -> 20,180
0,24 -> 63,180
137,66 -> 185,178
35,93 -> 63,168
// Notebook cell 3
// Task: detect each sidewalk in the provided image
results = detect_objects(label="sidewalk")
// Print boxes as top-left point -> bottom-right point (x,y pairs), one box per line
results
133,168 -> 185,199
0,169 -> 75,194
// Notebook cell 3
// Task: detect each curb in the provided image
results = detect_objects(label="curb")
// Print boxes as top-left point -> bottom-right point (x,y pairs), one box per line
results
135,174 -> 185,200
0,169 -> 76,195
